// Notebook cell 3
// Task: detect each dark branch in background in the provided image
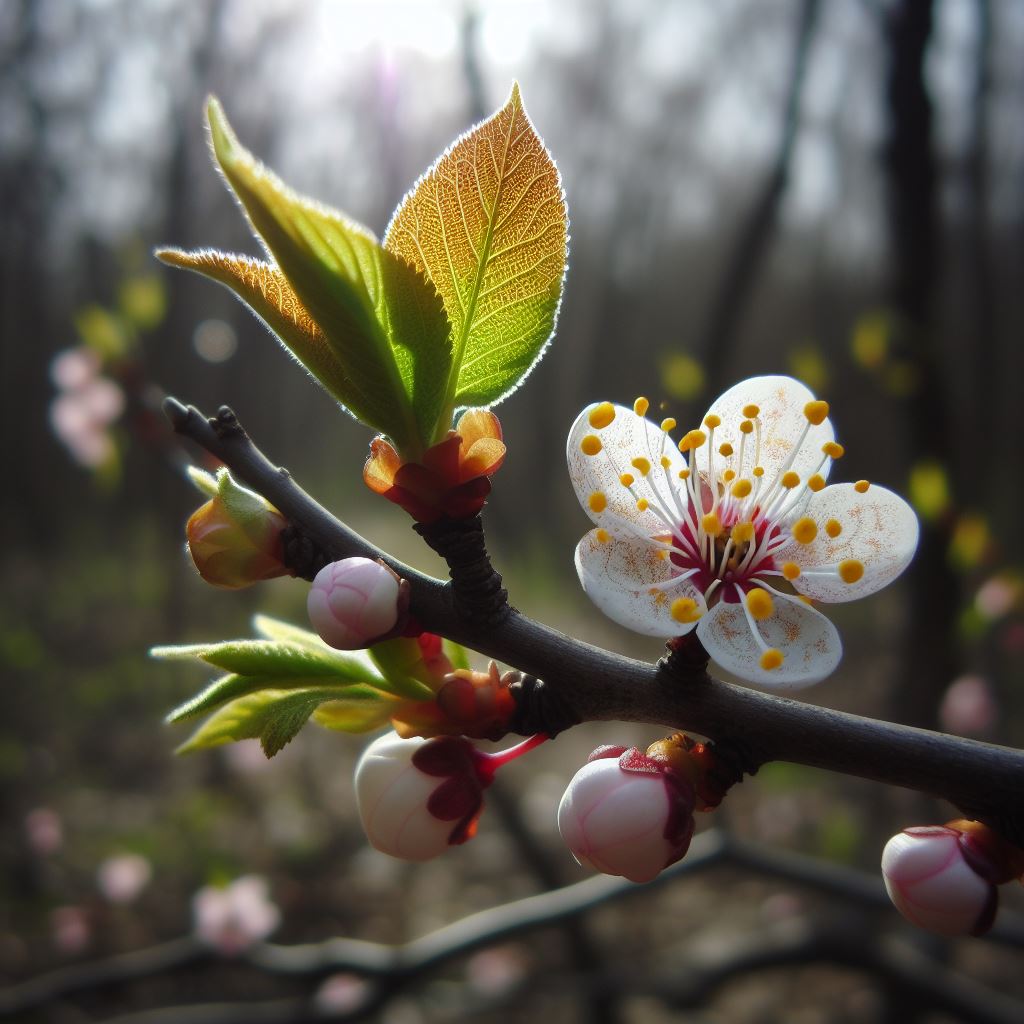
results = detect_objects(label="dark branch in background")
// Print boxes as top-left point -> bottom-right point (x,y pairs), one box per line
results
5,832 -> 1021,1023
699,0 -> 820,395
163,400 -> 1024,848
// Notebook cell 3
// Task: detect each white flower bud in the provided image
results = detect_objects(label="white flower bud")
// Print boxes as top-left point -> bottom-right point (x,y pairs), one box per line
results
881,826 -> 998,936
354,732 -> 485,862
557,747 -> 695,884
308,557 -> 400,649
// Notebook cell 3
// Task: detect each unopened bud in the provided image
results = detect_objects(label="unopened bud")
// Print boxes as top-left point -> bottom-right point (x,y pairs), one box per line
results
558,746 -> 696,883
354,732 -> 487,861
882,825 -> 999,936
186,470 -> 288,589
308,558 -> 402,650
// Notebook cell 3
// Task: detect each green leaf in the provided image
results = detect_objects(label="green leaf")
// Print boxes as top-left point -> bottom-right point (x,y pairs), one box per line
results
384,82 -> 568,411
186,465 -> 219,498
167,674 -> 388,724
150,638 -> 381,683
443,638 -> 471,672
367,637 -> 440,700
312,699 -> 395,734
205,98 -> 453,453
155,248 -> 371,424
252,615 -> 328,649
176,686 -> 389,757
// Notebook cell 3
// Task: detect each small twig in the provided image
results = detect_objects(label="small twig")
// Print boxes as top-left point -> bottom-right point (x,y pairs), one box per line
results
163,398 -> 1024,846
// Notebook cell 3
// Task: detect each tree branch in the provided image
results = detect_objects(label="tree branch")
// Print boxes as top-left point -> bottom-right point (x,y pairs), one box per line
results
9,831 -> 1021,1023
163,399 -> 1024,846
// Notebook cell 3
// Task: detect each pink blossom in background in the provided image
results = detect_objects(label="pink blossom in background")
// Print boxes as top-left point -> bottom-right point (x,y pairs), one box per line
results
466,947 -> 528,996
50,906 -> 90,955
192,875 -> 280,955
24,807 -> 63,857
49,348 -> 124,469
50,346 -> 101,390
939,675 -> 998,737
315,974 -> 368,1013
975,576 -> 1019,620
97,853 -> 152,904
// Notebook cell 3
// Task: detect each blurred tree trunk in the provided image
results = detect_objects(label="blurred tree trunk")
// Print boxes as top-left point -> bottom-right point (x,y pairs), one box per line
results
882,0 -> 960,731
701,0 -> 820,396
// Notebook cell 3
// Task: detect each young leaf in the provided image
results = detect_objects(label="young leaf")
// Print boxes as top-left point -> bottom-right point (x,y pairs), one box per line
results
252,615 -> 330,649
166,674 -> 388,724
205,99 -> 453,453
384,82 -> 568,411
176,686 -> 390,757
312,699 -> 395,734
155,248 -> 373,423
151,639 -> 381,683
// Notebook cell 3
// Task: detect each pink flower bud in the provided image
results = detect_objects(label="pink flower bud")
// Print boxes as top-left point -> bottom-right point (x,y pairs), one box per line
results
557,746 -> 696,884
308,557 -> 401,649
354,732 -> 487,861
881,825 -> 998,936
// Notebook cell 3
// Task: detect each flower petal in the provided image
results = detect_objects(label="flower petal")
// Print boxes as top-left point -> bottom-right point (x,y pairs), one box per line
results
363,437 -> 401,493
575,529 -> 706,637
567,403 -> 690,539
697,596 -> 842,689
776,483 -> 919,603
702,375 -> 834,486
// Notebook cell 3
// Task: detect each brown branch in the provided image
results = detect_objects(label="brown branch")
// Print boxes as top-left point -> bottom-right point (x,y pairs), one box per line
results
163,399 -> 1024,846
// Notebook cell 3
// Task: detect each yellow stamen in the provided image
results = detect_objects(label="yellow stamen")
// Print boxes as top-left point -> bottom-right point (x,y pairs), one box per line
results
740,419 -> 754,435
808,473 -> 826,492
743,404 -> 760,418
753,466 -> 765,478
588,402 -> 616,429
731,479 -> 752,498
825,519 -> 842,538
660,455 -> 671,469
822,441 -> 844,459
854,479 -> 870,493
702,513 -> 723,537
760,649 -> 784,671
580,434 -> 602,456
731,522 -> 755,544
781,471 -> 800,489
619,472 -> 635,487
746,588 -> 774,620
723,469 -> 736,482
838,559 -> 864,584
804,400 -> 829,426
671,596 -> 702,624
661,417 -> 677,432
636,498 -> 649,512
631,457 -> 651,476
704,414 -> 721,429
633,396 -> 650,416
678,468 -> 691,480
781,561 -> 801,581
656,549 -> 669,560
719,442 -> 734,457
792,517 -> 818,544
589,492 -> 607,513
678,429 -> 707,452
596,528 -> 610,543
